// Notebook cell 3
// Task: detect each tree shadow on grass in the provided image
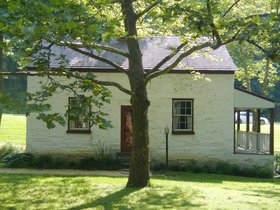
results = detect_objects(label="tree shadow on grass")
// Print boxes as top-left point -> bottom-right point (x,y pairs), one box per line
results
250,189 -> 280,198
69,185 -> 203,210
135,186 -> 203,209
69,187 -> 138,210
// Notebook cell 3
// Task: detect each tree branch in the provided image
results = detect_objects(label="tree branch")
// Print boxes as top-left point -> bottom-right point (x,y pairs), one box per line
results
206,0 -> 222,45
68,46 -> 128,74
0,71 -> 45,76
221,28 -> 242,45
222,0 -> 241,17
136,0 -> 161,19
0,71 -> 134,96
70,72 -> 133,95
144,42 -> 215,85
145,31 -> 240,79
243,12 -> 279,20
145,41 -> 189,76
245,39 -> 267,53
58,41 -> 129,57
91,78 -> 133,95
224,12 -> 279,29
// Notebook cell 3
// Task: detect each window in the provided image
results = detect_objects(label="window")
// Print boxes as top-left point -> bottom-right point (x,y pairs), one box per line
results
67,97 -> 91,134
172,99 -> 194,134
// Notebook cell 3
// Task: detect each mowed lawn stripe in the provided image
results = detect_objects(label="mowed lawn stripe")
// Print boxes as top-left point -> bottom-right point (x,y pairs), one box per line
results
0,114 -> 26,145
0,172 -> 279,209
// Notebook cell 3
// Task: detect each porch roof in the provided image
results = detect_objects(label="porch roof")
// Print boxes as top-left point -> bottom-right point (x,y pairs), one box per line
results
234,87 -> 275,109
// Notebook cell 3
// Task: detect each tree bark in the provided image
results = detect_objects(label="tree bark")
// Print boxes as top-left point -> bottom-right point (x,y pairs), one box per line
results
127,87 -> 150,187
121,0 -> 150,187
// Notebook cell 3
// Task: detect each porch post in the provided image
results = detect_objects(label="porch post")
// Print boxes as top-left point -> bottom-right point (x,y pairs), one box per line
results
246,110 -> 250,132
270,108 -> 274,155
256,109 -> 260,133
256,109 -> 260,152
237,110 -> 240,131
234,108 -> 238,154
246,110 -> 250,149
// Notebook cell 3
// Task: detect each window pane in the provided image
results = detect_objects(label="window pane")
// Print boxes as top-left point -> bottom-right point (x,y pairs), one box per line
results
180,108 -> 186,115
174,101 -> 181,115
69,120 -> 76,129
68,98 -> 90,131
173,99 -> 193,131
174,116 -> 180,130
187,116 -> 192,130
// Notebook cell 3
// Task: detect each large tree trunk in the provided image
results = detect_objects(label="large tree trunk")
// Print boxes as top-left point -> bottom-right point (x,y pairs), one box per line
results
127,86 -> 150,187
121,0 -> 150,187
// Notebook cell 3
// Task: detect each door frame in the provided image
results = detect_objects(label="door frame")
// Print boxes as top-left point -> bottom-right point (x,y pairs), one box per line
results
120,105 -> 133,153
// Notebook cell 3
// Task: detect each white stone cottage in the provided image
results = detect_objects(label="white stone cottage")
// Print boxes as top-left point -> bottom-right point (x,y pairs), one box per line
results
26,37 -> 275,168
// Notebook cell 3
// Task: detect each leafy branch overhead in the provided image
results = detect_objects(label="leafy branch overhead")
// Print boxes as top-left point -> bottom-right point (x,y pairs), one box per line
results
0,0 -> 279,187
0,0 -> 278,132
25,71 -> 112,129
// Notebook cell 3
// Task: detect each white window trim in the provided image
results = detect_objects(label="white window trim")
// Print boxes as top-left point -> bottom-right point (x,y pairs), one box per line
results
67,97 -> 91,134
172,99 -> 194,134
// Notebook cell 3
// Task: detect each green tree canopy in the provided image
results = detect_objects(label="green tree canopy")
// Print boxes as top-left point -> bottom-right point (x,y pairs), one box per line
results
0,0 -> 279,187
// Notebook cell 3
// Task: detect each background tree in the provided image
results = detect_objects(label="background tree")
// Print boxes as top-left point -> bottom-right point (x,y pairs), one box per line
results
0,33 -> 3,124
0,1 -> 27,120
227,2 -> 280,124
228,41 -> 279,95
1,0 -> 279,187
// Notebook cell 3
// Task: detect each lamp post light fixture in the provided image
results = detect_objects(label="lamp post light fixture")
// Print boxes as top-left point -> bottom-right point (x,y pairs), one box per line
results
165,127 -> 169,135
164,127 -> 169,170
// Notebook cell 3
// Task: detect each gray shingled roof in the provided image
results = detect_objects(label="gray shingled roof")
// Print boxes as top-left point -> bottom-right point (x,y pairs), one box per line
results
40,36 -> 236,71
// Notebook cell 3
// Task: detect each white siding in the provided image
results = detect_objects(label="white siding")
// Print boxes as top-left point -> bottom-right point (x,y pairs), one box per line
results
26,73 -> 273,167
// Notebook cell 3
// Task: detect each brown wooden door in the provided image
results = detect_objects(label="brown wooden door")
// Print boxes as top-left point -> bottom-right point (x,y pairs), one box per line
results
121,106 -> 133,153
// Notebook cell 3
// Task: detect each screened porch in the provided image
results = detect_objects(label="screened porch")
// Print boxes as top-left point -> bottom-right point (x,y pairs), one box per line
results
234,88 -> 275,155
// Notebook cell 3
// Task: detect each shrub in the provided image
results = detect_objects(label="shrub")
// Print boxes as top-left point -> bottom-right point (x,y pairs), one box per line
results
79,141 -> 121,170
79,156 -> 121,170
152,159 -> 273,178
94,141 -> 114,160
257,166 -> 274,178
1,153 -> 34,168
80,141 -> 121,170
275,153 -> 280,174
0,142 -> 121,170
32,155 -> 72,169
0,143 -> 19,159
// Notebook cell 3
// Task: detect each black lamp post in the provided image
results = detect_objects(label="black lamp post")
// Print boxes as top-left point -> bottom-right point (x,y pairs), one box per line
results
164,127 -> 169,170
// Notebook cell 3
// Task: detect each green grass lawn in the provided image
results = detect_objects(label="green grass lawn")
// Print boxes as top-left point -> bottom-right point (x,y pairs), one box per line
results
0,114 -> 26,146
0,172 -> 279,209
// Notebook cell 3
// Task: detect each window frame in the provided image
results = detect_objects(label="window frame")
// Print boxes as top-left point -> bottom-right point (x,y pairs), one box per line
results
66,97 -> 91,134
172,98 -> 194,135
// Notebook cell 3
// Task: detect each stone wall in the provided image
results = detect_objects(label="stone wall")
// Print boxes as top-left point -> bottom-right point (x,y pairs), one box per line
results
26,72 -> 274,168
